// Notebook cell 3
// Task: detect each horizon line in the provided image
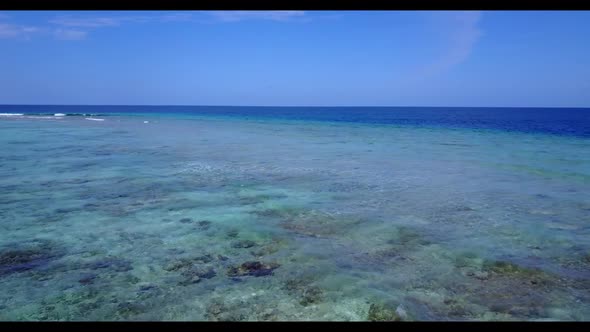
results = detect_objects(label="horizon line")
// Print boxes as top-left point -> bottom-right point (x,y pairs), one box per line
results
1,104 -> 590,109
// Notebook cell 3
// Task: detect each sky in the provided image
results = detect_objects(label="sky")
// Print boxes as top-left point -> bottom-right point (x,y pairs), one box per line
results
0,10 -> 589,107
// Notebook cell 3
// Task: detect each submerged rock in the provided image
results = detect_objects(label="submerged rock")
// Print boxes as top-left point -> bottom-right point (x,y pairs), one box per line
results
250,206 -> 302,219
138,283 -> 158,292
443,299 -> 471,318
164,255 -> 215,272
283,277 -> 324,306
197,220 -> 212,230
162,255 -> 217,286
178,217 -> 212,228
462,259 -> 560,318
54,207 -> 80,214
473,271 -> 490,280
183,266 -> 216,278
387,226 -> 430,247
454,252 -> 483,269
83,203 -> 101,209
367,303 -> 406,321
116,301 -> 147,318
0,249 -> 50,271
178,275 -> 201,286
194,254 -> 215,264
179,266 -> 216,285
205,299 -> 247,321
204,295 -> 283,321
198,268 -> 217,279
279,210 -> 361,238
86,257 -> 133,272
231,240 -> 257,249
0,240 -> 63,276
239,196 -> 267,205
163,259 -> 193,272
395,305 -> 409,320
299,286 -> 323,306
227,261 -> 280,277
482,260 -> 551,285
78,273 -> 98,285
239,193 -> 287,205
250,242 -> 281,257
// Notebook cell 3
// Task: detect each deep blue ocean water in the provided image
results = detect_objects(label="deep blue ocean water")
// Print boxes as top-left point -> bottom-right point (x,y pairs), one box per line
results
3,105 -> 590,137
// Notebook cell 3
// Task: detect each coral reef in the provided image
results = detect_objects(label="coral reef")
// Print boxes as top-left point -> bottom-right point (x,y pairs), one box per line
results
283,278 -> 324,306
227,261 -> 280,277
367,303 -> 407,321
0,240 -> 63,276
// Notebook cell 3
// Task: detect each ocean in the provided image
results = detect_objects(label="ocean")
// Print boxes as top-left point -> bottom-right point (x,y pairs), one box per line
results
1,105 -> 590,321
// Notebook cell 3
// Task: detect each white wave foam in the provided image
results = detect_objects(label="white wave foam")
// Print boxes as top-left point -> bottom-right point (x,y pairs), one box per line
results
85,118 -> 105,121
0,113 -> 24,117
54,113 -> 66,117
26,116 -> 59,119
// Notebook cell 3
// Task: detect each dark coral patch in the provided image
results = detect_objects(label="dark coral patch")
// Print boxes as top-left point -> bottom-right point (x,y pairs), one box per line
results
284,278 -> 324,306
197,220 -> 212,230
85,257 -> 133,272
231,240 -> 257,249
78,273 -> 98,285
227,261 -> 280,277
367,303 -> 405,321
482,260 -> 553,285
0,240 -> 63,276
179,266 -> 217,285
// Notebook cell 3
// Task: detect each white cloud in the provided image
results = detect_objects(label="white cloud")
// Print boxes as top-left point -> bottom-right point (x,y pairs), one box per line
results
0,22 -> 87,41
1,12 -> 197,41
46,13 -> 195,40
54,28 -> 87,40
49,13 -> 193,28
208,11 -> 306,22
160,13 -> 194,22
415,11 -> 483,79
2,11 -> 306,42
49,16 -> 127,28
441,11 -> 483,67
0,22 -> 40,39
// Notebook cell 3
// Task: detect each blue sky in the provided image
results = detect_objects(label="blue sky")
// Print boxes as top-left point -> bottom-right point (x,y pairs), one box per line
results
1,10 -> 589,107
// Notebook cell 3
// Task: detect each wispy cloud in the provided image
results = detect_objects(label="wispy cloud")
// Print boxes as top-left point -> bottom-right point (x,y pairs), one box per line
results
1,11 -> 308,42
0,21 -> 86,41
439,11 -> 483,69
160,13 -> 194,22
53,28 -> 87,40
208,11 -> 306,22
415,11 -> 483,79
49,15 -> 153,28
49,13 -> 194,28
0,22 -> 40,39
42,13 -> 196,40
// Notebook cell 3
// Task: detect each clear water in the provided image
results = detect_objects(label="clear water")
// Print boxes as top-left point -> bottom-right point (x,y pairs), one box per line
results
1,106 -> 590,321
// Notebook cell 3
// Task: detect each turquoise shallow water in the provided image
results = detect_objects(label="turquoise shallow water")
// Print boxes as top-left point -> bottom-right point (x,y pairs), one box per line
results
1,112 -> 590,321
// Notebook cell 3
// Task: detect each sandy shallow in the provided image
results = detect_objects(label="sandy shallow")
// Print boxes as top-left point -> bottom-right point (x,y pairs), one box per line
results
1,114 -> 589,321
